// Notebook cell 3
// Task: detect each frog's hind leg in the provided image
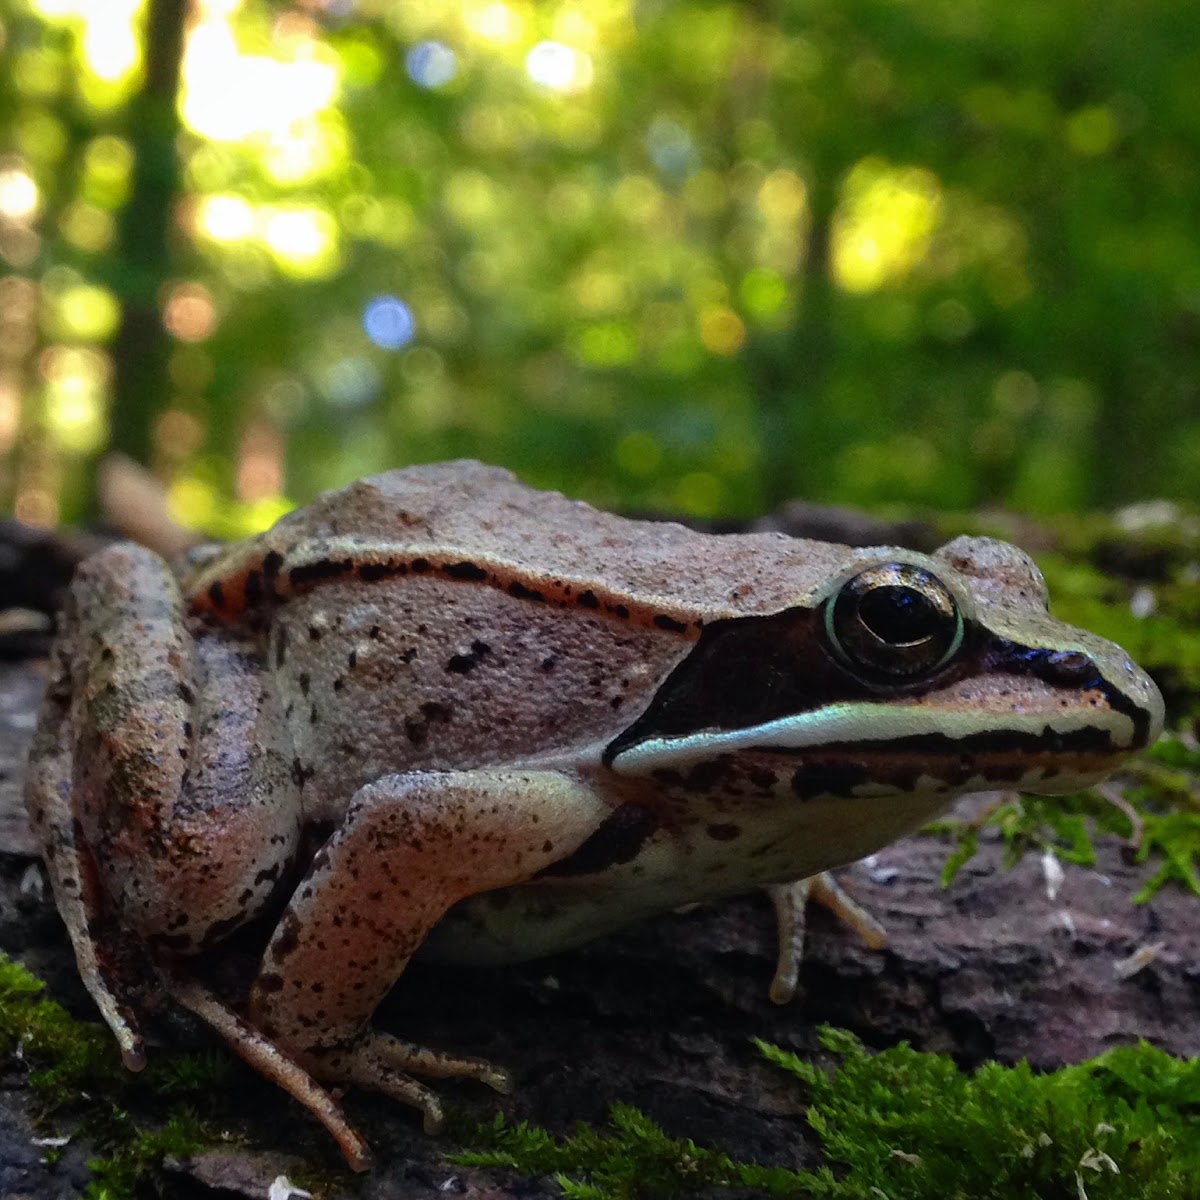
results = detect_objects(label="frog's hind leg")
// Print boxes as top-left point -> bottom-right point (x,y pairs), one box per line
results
249,769 -> 609,1146
764,872 -> 887,1004
162,969 -> 373,1171
25,638 -> 147,1069
26,543 -> 302,1069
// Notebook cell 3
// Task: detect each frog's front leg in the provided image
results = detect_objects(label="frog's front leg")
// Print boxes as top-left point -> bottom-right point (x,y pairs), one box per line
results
248,769 -> 610,1141
764,873 -> 888,1003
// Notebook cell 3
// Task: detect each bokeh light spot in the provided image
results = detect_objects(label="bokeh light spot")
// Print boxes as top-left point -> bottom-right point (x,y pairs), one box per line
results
168,474 -> 217,529
319,355 -> 381,407
833,159 -> 942,293
261,206 -> 340,277
699,306 -> 746,356
163,281 -> 218,342
0,165 -> 39,220
1066,105 -> 1117,156
182,15 -> 339,143
40,345 -> 109,454
615,432 -> 662,476
197,194 -> 255,243
526,42 -> 592,92
674,471 -> 723,517
406,41 -> 457,89
363,295 -> 416,350
60,201 -> 115,253
739,268 -> 787,318
466,2 -> 524,45
52,282 -> 122,341
576,322 -> 637,367
645,118 -> 694,176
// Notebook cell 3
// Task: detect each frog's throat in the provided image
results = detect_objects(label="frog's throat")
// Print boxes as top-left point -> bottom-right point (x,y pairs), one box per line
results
608,701 -> 1142,777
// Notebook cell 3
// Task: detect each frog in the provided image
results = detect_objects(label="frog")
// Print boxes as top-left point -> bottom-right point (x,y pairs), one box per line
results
25,460 -> 1164,1170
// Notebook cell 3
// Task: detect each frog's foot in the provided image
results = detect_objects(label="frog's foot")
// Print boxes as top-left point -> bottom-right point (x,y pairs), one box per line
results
304,1031 -> 512,1134
764,872 -> 887,1004
164,970 -> 374,1172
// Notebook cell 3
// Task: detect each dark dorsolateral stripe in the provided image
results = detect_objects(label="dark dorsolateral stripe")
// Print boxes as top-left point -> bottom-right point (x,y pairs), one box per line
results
989,637 -> 1150,748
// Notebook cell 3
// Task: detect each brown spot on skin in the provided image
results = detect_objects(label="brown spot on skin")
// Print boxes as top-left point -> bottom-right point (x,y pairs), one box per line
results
273,914 -> 302,959
706,823 -> 740,841
577,590 -> 600,609
446,640 -> 492,675
289,559 -> 353,587
411,557 -> 431,573
245,569 -> 263,607
654,613 -> 688,633
178,682 -> 195,705
404,701 -> 452,745
274,625 -> 288,668
508,580 -> 545,603
541,655 -> 557,671
308,625 -> 323,641
357,561 -> 396,582
207,580 -> 225,609
443,560 -> 488,582
298,672 -> 311,695
258,972 -> 284,994
540,804 -> 658,877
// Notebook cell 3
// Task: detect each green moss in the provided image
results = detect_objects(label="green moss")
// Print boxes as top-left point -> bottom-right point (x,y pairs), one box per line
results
935,734 -> 1200,906
0,954 -> 229,1199
454,1029 -> 1200,1199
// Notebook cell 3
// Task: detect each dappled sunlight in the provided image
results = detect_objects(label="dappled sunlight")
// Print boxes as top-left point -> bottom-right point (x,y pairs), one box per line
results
40,345 -> 109,454
259,205 -> 341,278
833,159 -> 943,293
0,164 -> 40,221
29,0 -> 144,107
181,2 -> 342,188
1,0 -> 1194,527
526,40 -> 593,92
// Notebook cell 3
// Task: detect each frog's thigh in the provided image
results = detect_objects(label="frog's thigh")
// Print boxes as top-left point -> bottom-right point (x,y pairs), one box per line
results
252,769 -> 609,1050
56,543 -> 299,951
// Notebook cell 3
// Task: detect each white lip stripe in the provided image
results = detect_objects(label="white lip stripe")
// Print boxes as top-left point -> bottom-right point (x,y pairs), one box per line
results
613,702 -> 1133,774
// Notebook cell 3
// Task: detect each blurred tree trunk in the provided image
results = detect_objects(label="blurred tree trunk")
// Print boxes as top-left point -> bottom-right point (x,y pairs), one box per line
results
754,176 -> 837,510
106,0 -> 188,468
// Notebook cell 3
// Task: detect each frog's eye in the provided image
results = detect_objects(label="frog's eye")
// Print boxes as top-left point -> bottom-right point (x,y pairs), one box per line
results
823,563 -> 964,683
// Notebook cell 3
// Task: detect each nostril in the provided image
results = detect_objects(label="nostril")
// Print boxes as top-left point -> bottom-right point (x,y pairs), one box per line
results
1045,649 -> 1095,682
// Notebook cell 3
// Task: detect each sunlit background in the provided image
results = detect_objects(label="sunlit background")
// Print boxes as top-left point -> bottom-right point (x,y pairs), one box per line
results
1,0 -> 1198,533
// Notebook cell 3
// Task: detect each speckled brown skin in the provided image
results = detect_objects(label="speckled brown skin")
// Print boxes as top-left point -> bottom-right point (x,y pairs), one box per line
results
25,460 -> 1164,1169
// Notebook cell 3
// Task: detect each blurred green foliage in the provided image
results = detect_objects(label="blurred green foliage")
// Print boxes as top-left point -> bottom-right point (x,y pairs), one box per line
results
1,0 -> 1198,531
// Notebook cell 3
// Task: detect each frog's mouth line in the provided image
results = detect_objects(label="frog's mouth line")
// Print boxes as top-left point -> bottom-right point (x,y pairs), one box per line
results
607,702 -> 1139,781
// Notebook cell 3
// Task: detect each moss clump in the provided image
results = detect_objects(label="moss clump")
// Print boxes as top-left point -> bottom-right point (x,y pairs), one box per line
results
0,953 -> 229,1199
455,1029 -> 1200,1199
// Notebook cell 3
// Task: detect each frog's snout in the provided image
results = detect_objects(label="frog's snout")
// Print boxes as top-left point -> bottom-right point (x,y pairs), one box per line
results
1122,656 -> 1165,752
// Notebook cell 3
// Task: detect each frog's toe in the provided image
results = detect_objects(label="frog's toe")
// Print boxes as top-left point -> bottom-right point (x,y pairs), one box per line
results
308,1031 -> 511,1130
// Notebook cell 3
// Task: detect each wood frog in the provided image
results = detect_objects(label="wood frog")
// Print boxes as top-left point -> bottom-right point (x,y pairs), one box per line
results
25,461 -> 1163,1168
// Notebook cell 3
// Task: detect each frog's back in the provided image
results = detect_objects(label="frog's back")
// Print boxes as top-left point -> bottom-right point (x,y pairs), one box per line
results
189,460 -> 860,626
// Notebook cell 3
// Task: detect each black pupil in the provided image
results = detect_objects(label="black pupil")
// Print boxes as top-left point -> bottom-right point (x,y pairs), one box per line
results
857,585 -> 939,644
